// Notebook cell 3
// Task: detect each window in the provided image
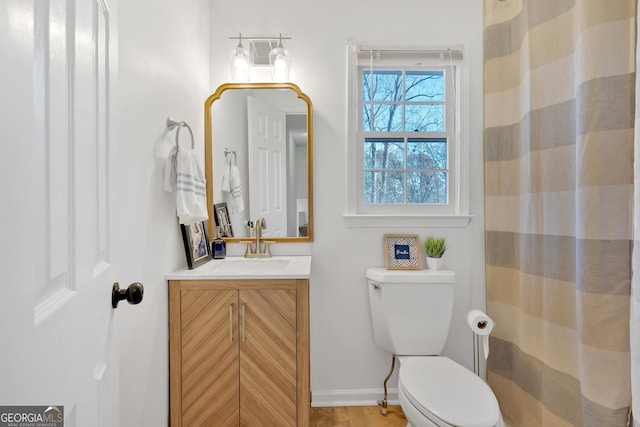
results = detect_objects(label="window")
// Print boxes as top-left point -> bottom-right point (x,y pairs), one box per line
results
346,45 -> 470,225
364,137 -> 447,204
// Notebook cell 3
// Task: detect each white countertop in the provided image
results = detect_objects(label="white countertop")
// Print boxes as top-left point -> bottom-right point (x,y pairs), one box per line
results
166,256 -> 312,280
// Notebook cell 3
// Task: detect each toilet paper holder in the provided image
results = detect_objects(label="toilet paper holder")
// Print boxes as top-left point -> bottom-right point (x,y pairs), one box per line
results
467,309 -> 495,377
472,332 -> 481,375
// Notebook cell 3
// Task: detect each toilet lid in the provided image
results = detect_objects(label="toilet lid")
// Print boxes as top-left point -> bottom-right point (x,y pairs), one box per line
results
399,357 -> 500,427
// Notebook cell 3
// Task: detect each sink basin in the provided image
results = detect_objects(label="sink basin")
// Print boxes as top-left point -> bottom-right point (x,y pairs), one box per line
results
205,258 -> 290,274
167,256 -> 311,279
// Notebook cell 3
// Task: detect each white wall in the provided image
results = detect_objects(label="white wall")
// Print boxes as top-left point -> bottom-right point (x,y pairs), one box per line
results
115,0 -> 210,425
210,0 -> 485,405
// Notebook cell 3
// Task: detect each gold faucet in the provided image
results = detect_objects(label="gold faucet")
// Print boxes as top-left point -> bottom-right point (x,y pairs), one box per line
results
244,218 -> 274,258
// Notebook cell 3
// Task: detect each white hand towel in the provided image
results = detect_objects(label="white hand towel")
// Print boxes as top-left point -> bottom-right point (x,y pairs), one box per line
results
229,165 -> 244,213
221,164 -> 231,193
163,145 -> 178,192
175,147 -> 208,225
220,152 -> 244,214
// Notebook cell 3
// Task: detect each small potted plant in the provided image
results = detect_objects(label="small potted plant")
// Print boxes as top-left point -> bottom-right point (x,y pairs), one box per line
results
424,237 -> 447,270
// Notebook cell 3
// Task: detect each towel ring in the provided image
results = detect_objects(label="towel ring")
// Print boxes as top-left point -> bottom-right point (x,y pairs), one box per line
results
166,117 -> 195,149
224,148 -> 237,165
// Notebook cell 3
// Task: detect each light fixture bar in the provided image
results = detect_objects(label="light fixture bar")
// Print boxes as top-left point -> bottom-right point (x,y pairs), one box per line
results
228,35 -> 292,41
228,33 -> 292,82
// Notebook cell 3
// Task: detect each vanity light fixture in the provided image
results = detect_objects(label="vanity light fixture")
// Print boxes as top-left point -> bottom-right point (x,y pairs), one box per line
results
229,34 -> 252,82
228,33 -> 292,82
269,34 -> 291,82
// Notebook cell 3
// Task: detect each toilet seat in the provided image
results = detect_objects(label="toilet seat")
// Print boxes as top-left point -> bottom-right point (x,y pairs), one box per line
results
399,357 -> 500,427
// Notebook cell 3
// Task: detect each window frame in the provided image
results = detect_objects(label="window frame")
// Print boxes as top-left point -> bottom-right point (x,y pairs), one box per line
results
345,43 -> 471,227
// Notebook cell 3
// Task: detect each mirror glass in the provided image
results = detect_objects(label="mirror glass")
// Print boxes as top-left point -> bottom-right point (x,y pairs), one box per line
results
205,83 -> 313,242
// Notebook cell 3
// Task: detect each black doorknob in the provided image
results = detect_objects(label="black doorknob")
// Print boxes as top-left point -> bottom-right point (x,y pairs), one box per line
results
112,282 -> 144,309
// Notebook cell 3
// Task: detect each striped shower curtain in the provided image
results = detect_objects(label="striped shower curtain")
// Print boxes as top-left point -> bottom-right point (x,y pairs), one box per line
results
633,10 -> 640,427
483,1 -> 635,426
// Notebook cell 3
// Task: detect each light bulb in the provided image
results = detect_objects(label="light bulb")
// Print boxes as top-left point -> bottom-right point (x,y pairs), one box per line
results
230,42 -> 251,82
274,56 -> 287,70
234,56 -> 248,70
269,43 -> 290,82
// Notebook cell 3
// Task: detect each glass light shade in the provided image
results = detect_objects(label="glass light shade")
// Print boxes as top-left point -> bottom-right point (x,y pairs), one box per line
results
268,45 -> 290,82
230,45 -> 251,82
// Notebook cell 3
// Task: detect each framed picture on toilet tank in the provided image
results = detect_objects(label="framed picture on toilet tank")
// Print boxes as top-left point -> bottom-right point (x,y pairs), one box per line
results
383,234 -> 422,270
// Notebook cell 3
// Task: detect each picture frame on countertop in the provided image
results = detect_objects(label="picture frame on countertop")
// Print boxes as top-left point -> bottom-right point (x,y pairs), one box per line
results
180,220 -> 212,269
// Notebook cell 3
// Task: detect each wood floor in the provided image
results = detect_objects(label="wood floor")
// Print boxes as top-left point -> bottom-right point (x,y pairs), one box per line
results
310,405 -> 407,427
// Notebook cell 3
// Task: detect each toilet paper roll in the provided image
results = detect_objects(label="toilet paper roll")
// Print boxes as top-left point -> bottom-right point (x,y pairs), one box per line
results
466,309 -> 495,359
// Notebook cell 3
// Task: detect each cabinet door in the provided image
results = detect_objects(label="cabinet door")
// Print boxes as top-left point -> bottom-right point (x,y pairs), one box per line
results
181,289 -> 239,426
239,289 -> 297,426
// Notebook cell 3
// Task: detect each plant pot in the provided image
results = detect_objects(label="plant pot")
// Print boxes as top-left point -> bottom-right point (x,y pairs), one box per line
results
426,257 -> 443,270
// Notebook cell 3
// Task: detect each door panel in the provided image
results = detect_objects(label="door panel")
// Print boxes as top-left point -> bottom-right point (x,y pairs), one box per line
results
181,289 -> 239,426
247,96 -> 288,237
0,0 -> 118,424
240,289 -> 297,426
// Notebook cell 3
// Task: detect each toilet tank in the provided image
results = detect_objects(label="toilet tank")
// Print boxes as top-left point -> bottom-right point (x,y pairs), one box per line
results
366,268 -> 455,356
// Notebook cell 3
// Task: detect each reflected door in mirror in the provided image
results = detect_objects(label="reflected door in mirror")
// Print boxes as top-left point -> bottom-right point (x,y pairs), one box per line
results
247,95 -> 286,237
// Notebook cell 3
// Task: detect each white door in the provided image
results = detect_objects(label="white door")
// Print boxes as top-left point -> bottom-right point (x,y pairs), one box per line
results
0,1 -> 126,425
247,95 -> 287,237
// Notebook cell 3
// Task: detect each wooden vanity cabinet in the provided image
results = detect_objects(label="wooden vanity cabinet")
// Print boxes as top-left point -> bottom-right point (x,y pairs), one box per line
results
169,279 -> 310,427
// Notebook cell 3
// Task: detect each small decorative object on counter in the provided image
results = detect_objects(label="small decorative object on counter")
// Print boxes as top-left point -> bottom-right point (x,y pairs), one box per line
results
180,220 -> 212,269
211,226 -> 227,259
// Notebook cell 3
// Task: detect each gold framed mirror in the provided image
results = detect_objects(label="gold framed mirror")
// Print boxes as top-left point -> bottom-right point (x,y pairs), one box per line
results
204,82 -> 313,243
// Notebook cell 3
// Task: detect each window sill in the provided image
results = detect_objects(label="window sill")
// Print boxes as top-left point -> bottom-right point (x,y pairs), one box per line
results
343,213 -> 473,228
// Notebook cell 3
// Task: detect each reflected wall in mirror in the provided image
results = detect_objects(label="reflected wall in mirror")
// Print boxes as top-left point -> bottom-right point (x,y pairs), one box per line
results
205,83 -> 313,242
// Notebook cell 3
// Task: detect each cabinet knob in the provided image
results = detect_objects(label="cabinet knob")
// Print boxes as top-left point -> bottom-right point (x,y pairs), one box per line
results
112,282 -> 144,308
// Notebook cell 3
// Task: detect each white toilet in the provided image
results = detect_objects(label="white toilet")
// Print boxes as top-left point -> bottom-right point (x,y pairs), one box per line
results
366,268 -> 505,427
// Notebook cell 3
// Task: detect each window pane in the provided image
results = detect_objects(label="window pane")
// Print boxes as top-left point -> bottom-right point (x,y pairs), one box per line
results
405,104 -> 444,132
371,103 -> 402,131
364,71 -> 403,102
362,105 -> 372,131
364,138 -> 404,169
363,71 -> 372,101
407,139 -> 447,170
407,171 -> 447,204
365,171 -> 405,204
406,71 -> 444,102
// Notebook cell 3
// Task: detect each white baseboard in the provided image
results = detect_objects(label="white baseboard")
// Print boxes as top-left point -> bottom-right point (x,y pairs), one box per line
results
311,388 -> 400,407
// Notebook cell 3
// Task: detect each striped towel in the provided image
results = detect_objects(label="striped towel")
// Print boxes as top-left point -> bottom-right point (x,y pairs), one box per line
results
164,146 -> 208,225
